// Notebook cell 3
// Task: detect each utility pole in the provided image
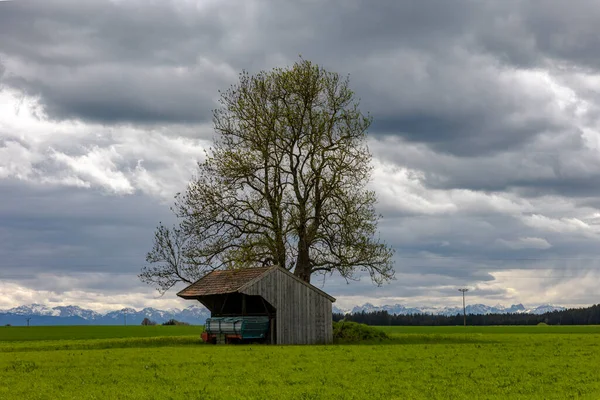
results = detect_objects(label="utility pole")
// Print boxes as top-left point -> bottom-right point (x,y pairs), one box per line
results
458,288 -> 469,326
26,317 -> 31,327
124,310 -> 127,326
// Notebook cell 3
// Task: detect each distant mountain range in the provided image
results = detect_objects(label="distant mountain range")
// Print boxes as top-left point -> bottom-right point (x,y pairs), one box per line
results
333,303 -> 567,316
0,304 -> 210,326
0,302 -> 567,326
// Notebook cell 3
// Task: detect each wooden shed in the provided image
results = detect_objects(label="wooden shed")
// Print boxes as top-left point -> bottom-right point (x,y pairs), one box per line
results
177,265 -> 336,344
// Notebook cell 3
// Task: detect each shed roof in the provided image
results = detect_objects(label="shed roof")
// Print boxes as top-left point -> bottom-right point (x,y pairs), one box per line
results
176,265 -> 335,302
177,266 -> 272,298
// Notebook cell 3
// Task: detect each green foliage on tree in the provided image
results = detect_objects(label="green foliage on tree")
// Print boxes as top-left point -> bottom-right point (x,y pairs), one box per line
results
332,320 -> 389,343
140,59 -> 394,293
162,319 -> 189,326
141,318 -> 156,326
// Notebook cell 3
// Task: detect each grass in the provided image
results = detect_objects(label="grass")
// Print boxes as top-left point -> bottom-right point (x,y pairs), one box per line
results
1,325 -> 600,399
0,325 -> 203,341
377,325 -> 600,335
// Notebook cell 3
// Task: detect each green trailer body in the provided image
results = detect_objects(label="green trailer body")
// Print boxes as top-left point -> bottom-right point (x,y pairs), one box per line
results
202,316 -> 270,343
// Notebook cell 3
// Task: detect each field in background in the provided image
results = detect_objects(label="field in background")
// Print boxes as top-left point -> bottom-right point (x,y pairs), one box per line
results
1,325 -> 600,399
0,325 -> 203,342
378,325 -> 600,334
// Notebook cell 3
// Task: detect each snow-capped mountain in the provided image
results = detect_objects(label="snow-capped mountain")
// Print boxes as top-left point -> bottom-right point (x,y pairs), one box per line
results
527,304 -> 567,314
337,302 -> 566,316
437,303 -> 529,316
3,303 -> 61,316
332,305 -> 346,314
103,308 -> 138,321
0,304 -> 211,326
176,304 -> 211,320
53,305 -> 102,319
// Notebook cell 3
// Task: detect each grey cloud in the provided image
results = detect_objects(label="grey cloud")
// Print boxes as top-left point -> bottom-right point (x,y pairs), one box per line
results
0,0 -> 594,157
0,136 -> 30,149
371,133 -> 600,199
3,64 -> 226,125
14,273 -> 141,295
355,45 -> 578,155
0,0 -> 224,66
484,1 -> 600,69
324,272 -> 506,301
0,0 -> 238,124
0,180 -> 175,279
378,207 -> 600,274
372,112 -> 545,156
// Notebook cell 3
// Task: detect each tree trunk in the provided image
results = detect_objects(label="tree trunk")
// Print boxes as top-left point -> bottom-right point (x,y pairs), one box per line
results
294,237 -> 311,283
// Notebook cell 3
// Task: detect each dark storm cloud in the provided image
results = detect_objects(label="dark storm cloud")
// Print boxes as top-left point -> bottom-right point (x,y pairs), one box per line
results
1,0 -> 597,156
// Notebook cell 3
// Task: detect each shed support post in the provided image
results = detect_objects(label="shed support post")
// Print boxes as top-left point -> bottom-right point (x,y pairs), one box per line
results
219,294 -> 229,316
270,317 -> 275,345
260,297 -> 270,314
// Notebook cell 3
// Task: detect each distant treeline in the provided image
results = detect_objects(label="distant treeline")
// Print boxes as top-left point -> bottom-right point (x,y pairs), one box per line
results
333,304 -> 600,326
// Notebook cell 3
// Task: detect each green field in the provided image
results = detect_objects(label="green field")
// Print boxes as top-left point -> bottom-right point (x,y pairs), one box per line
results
1,325 -> 600,399
0,325 -> 203,342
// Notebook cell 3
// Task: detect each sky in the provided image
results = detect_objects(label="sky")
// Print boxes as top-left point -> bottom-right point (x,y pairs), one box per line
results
2,0 -> 600,312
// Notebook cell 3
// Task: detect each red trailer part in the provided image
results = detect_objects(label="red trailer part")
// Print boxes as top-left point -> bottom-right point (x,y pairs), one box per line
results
201,331 -> 243,344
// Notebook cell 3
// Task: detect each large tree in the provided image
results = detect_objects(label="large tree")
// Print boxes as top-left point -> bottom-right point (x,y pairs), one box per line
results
140,59 -> 394,293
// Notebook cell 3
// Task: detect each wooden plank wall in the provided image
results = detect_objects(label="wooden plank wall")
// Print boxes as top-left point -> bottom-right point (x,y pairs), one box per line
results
241,268 -> 333,345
